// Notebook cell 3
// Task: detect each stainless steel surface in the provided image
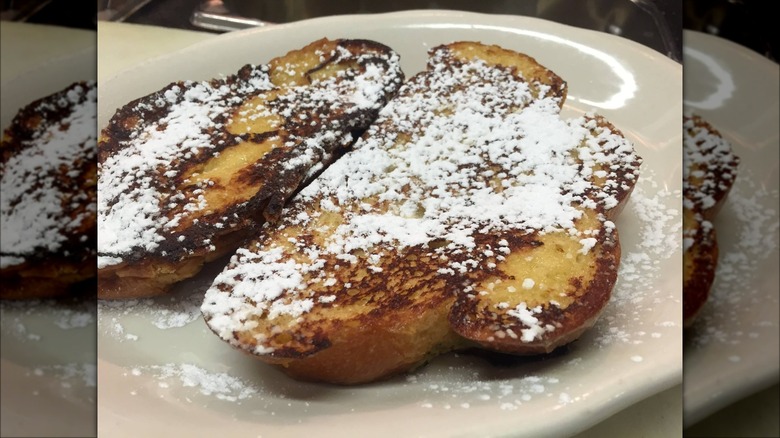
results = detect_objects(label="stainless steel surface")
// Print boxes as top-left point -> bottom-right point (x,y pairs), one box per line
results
190,9 -> 268,32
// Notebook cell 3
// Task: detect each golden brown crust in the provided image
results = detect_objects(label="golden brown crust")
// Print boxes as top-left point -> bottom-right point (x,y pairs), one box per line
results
97,38 -> 403,299
436,42 -> 568,103
202,42 -> 641,384
267,303 -> 464,385
98,223 -> 253,299
0,260 -> 96,300
449,214 -> 622,355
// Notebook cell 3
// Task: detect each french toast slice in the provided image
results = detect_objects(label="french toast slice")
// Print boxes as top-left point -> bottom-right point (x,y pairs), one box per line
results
683,114 -> 738,327
97,38 -> 403,299
202,42 -> 641,384
1,81 -> 97,299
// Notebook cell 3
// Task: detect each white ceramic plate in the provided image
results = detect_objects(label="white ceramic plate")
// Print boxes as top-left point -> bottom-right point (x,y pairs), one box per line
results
97,11 -> 682,437
0,29 -> 97,438
682,30 -> 780,427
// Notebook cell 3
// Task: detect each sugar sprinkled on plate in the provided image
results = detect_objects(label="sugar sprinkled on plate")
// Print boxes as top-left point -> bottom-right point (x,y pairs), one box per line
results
687,174 -> 779,348
1,298 -> 96,341
126,364 -> 259,402
23,363 -> 96,391
98,276 -> 210,340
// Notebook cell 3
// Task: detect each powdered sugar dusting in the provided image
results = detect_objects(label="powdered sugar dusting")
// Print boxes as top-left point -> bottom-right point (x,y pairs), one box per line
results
1,298 -> 96,341
98,41 -> 402,268
98,287 -> 204,339
27,363 -> 97,388
126,364 -> 258,402
102,164 -> 680,416
594,173 -> 681,347
683,114 -> 739,213
98,81 -> 238,266
54,308 -> 95,330
202,45 -> 641,351
97,42 -> 683,421
1,81 -> 96,269
415,374 -> 562,410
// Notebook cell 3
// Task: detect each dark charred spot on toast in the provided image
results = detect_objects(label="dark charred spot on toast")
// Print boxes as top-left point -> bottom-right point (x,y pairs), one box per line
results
232,64 -> 262,83
306,39 -> 398,81
339,39 -> 397,59
264,327 -> 332,359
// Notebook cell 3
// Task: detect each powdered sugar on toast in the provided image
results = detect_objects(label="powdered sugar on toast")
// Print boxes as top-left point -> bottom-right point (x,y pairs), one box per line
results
1,81 -> 97,269
202,47 -> 641,351
98,80 -> 238,268
683,113 -> 739,213
98,42 -> 402,269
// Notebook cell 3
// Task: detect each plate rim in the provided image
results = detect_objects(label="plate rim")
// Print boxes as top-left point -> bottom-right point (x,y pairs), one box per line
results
97,9 -> 682,89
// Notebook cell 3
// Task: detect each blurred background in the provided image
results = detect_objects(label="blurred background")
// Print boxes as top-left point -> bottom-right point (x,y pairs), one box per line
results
3,2 -> 774,61
683,0 -> 777,61
0,0 -> 95,29
6,0 -> 774,62
83,0 -> 684,60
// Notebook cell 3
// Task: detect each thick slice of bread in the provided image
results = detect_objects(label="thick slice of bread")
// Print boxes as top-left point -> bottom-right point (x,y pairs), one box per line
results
1,81 -> 97,299
97,39 -> 403,299
202,42 -> 641,384
683,114 -> 739,327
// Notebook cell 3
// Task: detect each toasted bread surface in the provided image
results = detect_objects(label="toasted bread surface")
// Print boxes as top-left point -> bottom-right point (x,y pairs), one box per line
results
683,208 -> 718,326
202,42 -> 641,384
683,114 -> 739,327
1,81 -> 97,299
97,39 -> 403,299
